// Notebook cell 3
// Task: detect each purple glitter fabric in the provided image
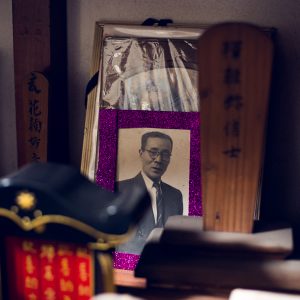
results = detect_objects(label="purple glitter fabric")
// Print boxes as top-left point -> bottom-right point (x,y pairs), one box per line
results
96,109 -> 118,191
113,251 -> 140,270
95,109 -> 202,270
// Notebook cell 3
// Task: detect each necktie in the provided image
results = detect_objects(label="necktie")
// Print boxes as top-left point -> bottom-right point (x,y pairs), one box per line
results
153,182 -> 164,227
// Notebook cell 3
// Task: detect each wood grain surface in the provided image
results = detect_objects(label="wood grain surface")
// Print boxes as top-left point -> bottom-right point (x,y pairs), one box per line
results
198,23 -> 273,233
12,0 -> 50,166
12,0 -> 68,166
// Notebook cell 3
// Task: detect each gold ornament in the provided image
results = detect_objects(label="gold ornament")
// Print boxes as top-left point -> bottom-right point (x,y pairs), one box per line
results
15,191 -> 36,211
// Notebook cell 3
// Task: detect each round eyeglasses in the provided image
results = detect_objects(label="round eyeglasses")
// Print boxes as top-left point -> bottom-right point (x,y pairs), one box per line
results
143,149 -> 171,161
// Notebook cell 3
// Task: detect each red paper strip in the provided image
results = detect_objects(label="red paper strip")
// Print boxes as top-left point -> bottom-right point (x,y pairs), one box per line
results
4,237 -> 94,299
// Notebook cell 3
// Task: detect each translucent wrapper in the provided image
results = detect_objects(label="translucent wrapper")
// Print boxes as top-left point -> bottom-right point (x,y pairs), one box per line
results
83,24 -> 204,181
101,37 -> 199,112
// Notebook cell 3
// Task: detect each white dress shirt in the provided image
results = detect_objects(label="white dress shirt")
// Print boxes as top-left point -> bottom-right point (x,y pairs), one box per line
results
141,171 -> 160,224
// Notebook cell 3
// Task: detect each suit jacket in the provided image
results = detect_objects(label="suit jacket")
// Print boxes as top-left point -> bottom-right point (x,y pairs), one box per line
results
116,172 -> 183,254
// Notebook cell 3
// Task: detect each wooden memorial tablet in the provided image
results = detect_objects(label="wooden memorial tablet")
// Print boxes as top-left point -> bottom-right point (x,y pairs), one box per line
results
21,72 -> 48,163
198,23 -> 273,233
12,0 -> 68,166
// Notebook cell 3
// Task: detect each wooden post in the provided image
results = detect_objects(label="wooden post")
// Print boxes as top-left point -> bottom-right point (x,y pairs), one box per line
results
198,23 -> 273,233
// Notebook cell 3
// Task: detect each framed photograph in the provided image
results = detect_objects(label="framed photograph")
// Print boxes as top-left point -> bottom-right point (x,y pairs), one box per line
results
81,23 -> 205,270
117,127 -> 191,215
95,109 -> 201,269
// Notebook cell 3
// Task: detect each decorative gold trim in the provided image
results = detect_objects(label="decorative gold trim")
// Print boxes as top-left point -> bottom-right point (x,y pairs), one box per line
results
97,252 -> 115,293
10,205 -> 19,213
0,208 -> 132,249
87,247 -> 95,295
33,209 -> 43,217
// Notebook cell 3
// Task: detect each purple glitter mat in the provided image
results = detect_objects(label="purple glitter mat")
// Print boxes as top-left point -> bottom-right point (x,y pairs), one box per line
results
95,109 -> 202,269
113,251 -> 140,270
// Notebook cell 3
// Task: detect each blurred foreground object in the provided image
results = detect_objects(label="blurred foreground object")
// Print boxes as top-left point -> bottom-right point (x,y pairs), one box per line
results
0,162 -> 149,297
229,289 -> 300,300
92,293 -> 144,300
136,216 -> 298,293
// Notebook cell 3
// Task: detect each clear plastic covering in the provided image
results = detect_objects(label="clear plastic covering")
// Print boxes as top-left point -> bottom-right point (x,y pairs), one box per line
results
101,37 -> 199,112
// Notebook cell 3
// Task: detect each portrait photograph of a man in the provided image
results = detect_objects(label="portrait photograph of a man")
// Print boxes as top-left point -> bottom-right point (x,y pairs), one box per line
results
115,128 -> 190,254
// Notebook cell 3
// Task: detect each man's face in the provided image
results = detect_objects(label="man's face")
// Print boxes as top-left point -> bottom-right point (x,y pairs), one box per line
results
139,137 -> 172,181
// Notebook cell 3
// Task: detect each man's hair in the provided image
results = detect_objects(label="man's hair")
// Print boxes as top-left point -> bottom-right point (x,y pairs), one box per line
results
141,131 -> 173,150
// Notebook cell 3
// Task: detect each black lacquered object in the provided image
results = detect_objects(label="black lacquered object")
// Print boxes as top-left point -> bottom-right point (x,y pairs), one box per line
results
0,162 -> 150,293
